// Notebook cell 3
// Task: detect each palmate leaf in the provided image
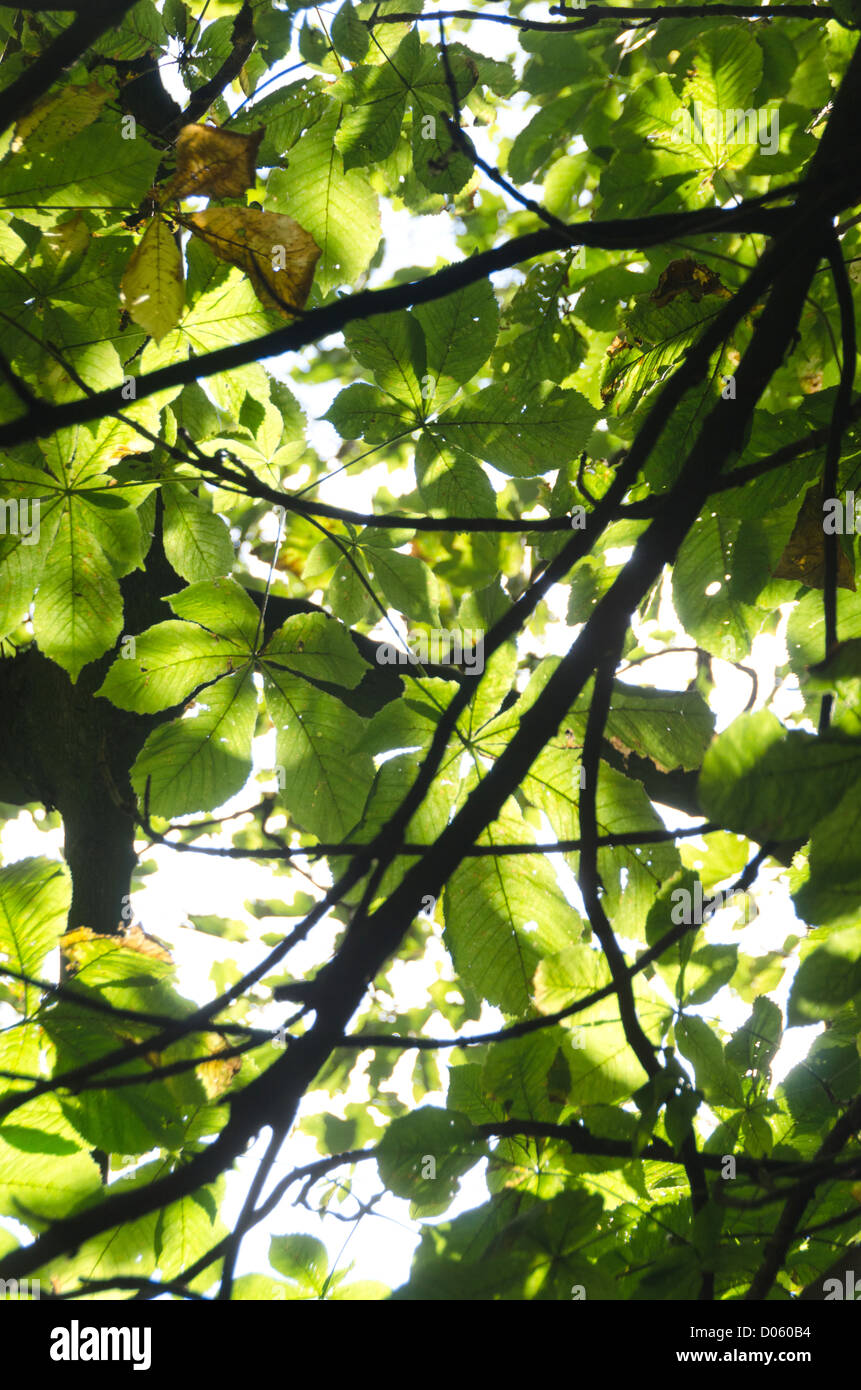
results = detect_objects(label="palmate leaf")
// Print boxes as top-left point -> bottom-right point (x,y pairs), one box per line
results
672,513 -> 769,662
0,1130 -> 99,1227
413,278 -> 499,411
267,109 -> 380,295
443,802 -> 583,1016
699,710 -> 861,843
376,1109 -> 484,1218
0,0 -> 858,1309
11,79 -> 114,158
682,27 -> 762,114
140,272 -> 277,374
572,678 -> 715,772
332,29 -> 476,190
130,668 -> 258,817
343,311 -> 427,410
263,668 -> 375,839
324,383 -> 420,442
792,779 -> 861,929
167,576 -> 261,649
433,382 -> 598,478
602,292 -> 729,410
534,945 -> 670,1105
263,611 -> 370,688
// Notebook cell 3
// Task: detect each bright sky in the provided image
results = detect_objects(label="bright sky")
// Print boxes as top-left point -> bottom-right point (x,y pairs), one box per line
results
0,0 -> 823,1297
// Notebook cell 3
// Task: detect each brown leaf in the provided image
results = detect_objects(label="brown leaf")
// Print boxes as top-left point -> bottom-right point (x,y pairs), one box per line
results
119,921 -> 174,963
774,486 -> 856,591
162,123 -> 265,202
185,206 -> 321,315
650,257 -> 730,308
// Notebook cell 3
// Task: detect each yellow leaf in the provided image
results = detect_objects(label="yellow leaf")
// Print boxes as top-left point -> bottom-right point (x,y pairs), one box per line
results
43,212 -> 90,259
11,80 -> 113,155
774,486 -> 856,591
197,1034 -> 242,1098
162,122 -> 265,201
59,923 -> 174,973
185,207 -> 320,316
119,218 -> 185,342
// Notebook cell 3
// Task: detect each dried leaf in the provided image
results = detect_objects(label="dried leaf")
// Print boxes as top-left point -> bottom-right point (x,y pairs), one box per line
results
119,921 -> 174,963
119,217 -> 185,342
12,80 -> 113,155
650,258 -> 730,308
185,206 -> 320,315
163,123 -> 265,201
197,1035 -> 242,1098
774,486 -> 856,591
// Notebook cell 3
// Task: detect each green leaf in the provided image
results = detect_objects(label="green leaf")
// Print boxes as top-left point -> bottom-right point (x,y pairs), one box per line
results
682,27 -> 763,112
794,779 -> 861,926
672,513 -> 769,662
585,680 -> 714,771
331,0 -> 370,61
324,383 -> 419,442
0,858 -> 70,990
376,1108 -> 483,1217
96,620 -> 235,714
162,482 -> 234,582
263,612 -> 370,688
268,110 -> 380,294
444,804 -> 583,1015
32,508 -> 123,681
788,925 -> 861,1024
699,711 -> 861,842
725,999 -> 783,1080
130,669 -> 257,816
269,1233 -> 328,1291
413,278 -> 500,411
167,576 -> 261,650
434,383 -> 598,478
264,670 -> 375,838
535,945 -> 668,1104
344,311 -> 426,409
675,1016 -> 744,1108
0,112 -> 161,210
364,546 -> 440,626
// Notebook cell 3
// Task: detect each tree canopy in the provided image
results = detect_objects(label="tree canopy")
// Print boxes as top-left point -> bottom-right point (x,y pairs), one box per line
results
0,0 -> 861,1308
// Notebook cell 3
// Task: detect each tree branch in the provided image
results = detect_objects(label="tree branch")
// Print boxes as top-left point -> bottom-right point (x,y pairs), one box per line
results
0,198 -> 797,449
